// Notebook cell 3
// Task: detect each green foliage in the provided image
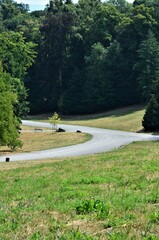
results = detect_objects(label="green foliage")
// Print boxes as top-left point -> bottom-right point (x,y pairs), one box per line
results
28,3 -> 75,113
148,210 -> 159,224
0,63 -> 22,149
49,112 -> 61,131
142,94 -> 159,131
83,42 -> 107,113
10,78 -> 29,118
30,228 -> 96,240
59,67 -> 86,114
143,234 -> 159,240
2,0 -> 159,120
0,30 -> 36,117
27,0 -> 141,114
135,31 -> 159,102
0,31 -> 36,79
76,199 -> 110,219
107,0 -> 132,14
4,13 -> 41,42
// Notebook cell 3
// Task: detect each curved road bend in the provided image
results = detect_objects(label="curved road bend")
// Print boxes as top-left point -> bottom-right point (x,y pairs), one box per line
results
0,120 -> 158,162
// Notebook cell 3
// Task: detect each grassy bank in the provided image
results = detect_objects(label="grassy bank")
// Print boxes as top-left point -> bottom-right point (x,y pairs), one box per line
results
0,141 -> 159,239
28,105 -> 145,132
1,105 -> 158,239
62,105 -> 145,132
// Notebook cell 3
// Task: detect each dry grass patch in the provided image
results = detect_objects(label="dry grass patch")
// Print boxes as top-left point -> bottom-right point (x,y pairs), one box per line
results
0,131 -> 91,155
63,105 -> 145,132
21,125 -> 49,131
0,158 -> 63,170
26,105 -> 146,132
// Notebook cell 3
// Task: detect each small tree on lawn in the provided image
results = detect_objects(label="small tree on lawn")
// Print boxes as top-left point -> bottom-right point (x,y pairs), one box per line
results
49,112 -> 61,133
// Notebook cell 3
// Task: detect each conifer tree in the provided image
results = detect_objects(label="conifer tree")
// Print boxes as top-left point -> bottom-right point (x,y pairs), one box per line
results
142,85 -> 159,131
135,31 -> 159,102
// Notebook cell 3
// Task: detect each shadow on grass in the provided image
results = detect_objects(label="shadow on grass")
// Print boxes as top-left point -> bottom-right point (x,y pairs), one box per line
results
62,105 -> 145,121
0,149 -> 13,155
26,105 -> 145,122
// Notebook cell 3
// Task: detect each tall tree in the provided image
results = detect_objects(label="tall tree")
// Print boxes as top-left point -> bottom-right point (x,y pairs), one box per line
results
0,31 -> 36,117
59,67 -> 86,114
0,31 -> 36,79
134,30 -> 159,102
0,63 -> 22,149
142,94 -> 159,131
83,42 -> 107,113
92,3 -> 122,46
28,0 -> 75,113
103,40 -> 124,106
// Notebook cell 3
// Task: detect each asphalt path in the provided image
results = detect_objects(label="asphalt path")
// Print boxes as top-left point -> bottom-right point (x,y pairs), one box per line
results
0,120 -> 158,162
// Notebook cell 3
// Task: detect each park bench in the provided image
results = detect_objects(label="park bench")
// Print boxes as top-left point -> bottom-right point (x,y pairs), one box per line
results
34,128 -> 43,132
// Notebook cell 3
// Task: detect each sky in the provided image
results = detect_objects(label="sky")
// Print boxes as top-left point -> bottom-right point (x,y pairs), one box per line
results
16,0 -> 134,11
16,0 -> 78,11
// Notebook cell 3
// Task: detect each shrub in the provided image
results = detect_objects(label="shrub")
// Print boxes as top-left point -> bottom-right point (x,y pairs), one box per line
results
76,199 -> 109,219
148,210 -> 159,224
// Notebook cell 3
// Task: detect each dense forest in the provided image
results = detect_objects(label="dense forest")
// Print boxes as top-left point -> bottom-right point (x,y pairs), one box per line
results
27,0 -> 159,115
1,0 -> 159,146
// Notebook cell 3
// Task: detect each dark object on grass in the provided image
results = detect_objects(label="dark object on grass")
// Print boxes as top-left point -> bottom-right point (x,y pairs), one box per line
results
6,157 -> 10,162
34,128 -> 43,132
77,130 -> 82,133
56,128 -> 65,132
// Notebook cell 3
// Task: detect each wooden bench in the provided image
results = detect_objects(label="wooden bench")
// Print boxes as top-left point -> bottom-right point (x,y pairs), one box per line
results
34,128 -> 43,132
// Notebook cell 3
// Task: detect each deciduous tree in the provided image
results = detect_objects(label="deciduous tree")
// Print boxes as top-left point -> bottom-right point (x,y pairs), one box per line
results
49,112 -> 61,132
0,63 -> 22,149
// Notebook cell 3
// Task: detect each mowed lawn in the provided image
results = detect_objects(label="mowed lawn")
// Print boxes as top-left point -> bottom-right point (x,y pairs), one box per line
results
0,126 -> 91,155
0,105 -> 159,239
62,105 -> 145,132
29,105 -> 145,132
0,141 -> 159,239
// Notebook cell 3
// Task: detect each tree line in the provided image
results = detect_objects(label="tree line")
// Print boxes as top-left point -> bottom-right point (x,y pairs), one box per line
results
26,0 -> 159,117
0,0 -> 159,149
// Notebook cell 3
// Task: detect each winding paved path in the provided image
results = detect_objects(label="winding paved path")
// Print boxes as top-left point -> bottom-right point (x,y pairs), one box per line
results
0,120 -> 158,162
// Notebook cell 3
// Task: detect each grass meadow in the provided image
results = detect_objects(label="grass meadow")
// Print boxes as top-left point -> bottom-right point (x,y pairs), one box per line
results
29,105 -> 145,132
0,142 -> 159,239
62,105 -> 145,132
0,105 -> 159,239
